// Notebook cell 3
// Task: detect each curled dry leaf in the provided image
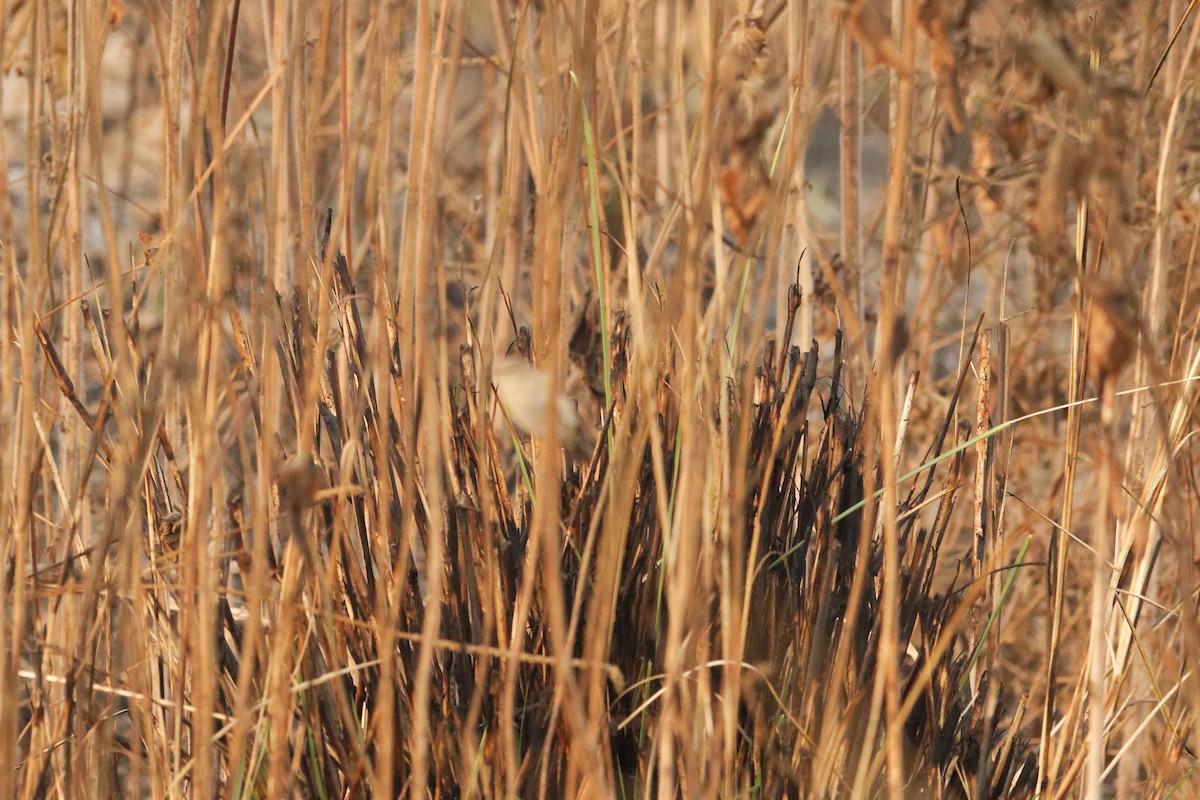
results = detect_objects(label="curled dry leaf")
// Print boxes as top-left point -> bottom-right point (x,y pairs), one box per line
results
713,11 -> 776,248
886,313 -> 911,364
717,110 -> 774,246
716,15 -> 767,100
993,106 -> 1031,159
1017,30 -> 1088,97
567,292 -> 625,403
845,1 -> 910,76
492,358 -> 592,460
719,150 -> 771,246
1086,280 -> 1140,385
919,0 -> 968,133
2,0 -> 70,93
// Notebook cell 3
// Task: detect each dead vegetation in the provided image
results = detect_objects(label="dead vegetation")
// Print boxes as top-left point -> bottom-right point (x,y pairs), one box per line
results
3,0 -> 1200,797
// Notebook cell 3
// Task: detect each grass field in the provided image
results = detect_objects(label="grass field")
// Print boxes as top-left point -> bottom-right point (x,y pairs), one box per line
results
4,0 -> 1200,796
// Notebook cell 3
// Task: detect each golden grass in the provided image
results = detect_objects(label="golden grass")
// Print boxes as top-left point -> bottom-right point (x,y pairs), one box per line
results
3,0 -> 1200,796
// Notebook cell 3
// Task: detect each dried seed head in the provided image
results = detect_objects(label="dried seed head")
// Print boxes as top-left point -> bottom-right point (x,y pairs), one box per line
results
1032,128 -> 1090,258
787,282 -> 802,314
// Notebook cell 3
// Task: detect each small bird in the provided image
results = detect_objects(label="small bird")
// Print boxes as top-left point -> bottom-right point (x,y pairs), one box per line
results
491,357 -> 592,460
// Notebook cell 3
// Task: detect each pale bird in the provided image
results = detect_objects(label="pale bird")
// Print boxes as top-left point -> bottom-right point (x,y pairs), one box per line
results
492,358 -> 591,460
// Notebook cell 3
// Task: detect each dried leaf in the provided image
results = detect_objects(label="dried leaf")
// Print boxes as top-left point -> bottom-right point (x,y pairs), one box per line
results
1086,280 -> 1140,385
718,153 -> 771,246
716,15 -> 767,99
846,2 -> 911,76
920,0 -> 967,132
1018,30 -> 1088,97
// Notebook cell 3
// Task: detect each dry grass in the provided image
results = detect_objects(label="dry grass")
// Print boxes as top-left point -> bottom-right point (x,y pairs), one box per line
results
3,0 -> 1200,796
